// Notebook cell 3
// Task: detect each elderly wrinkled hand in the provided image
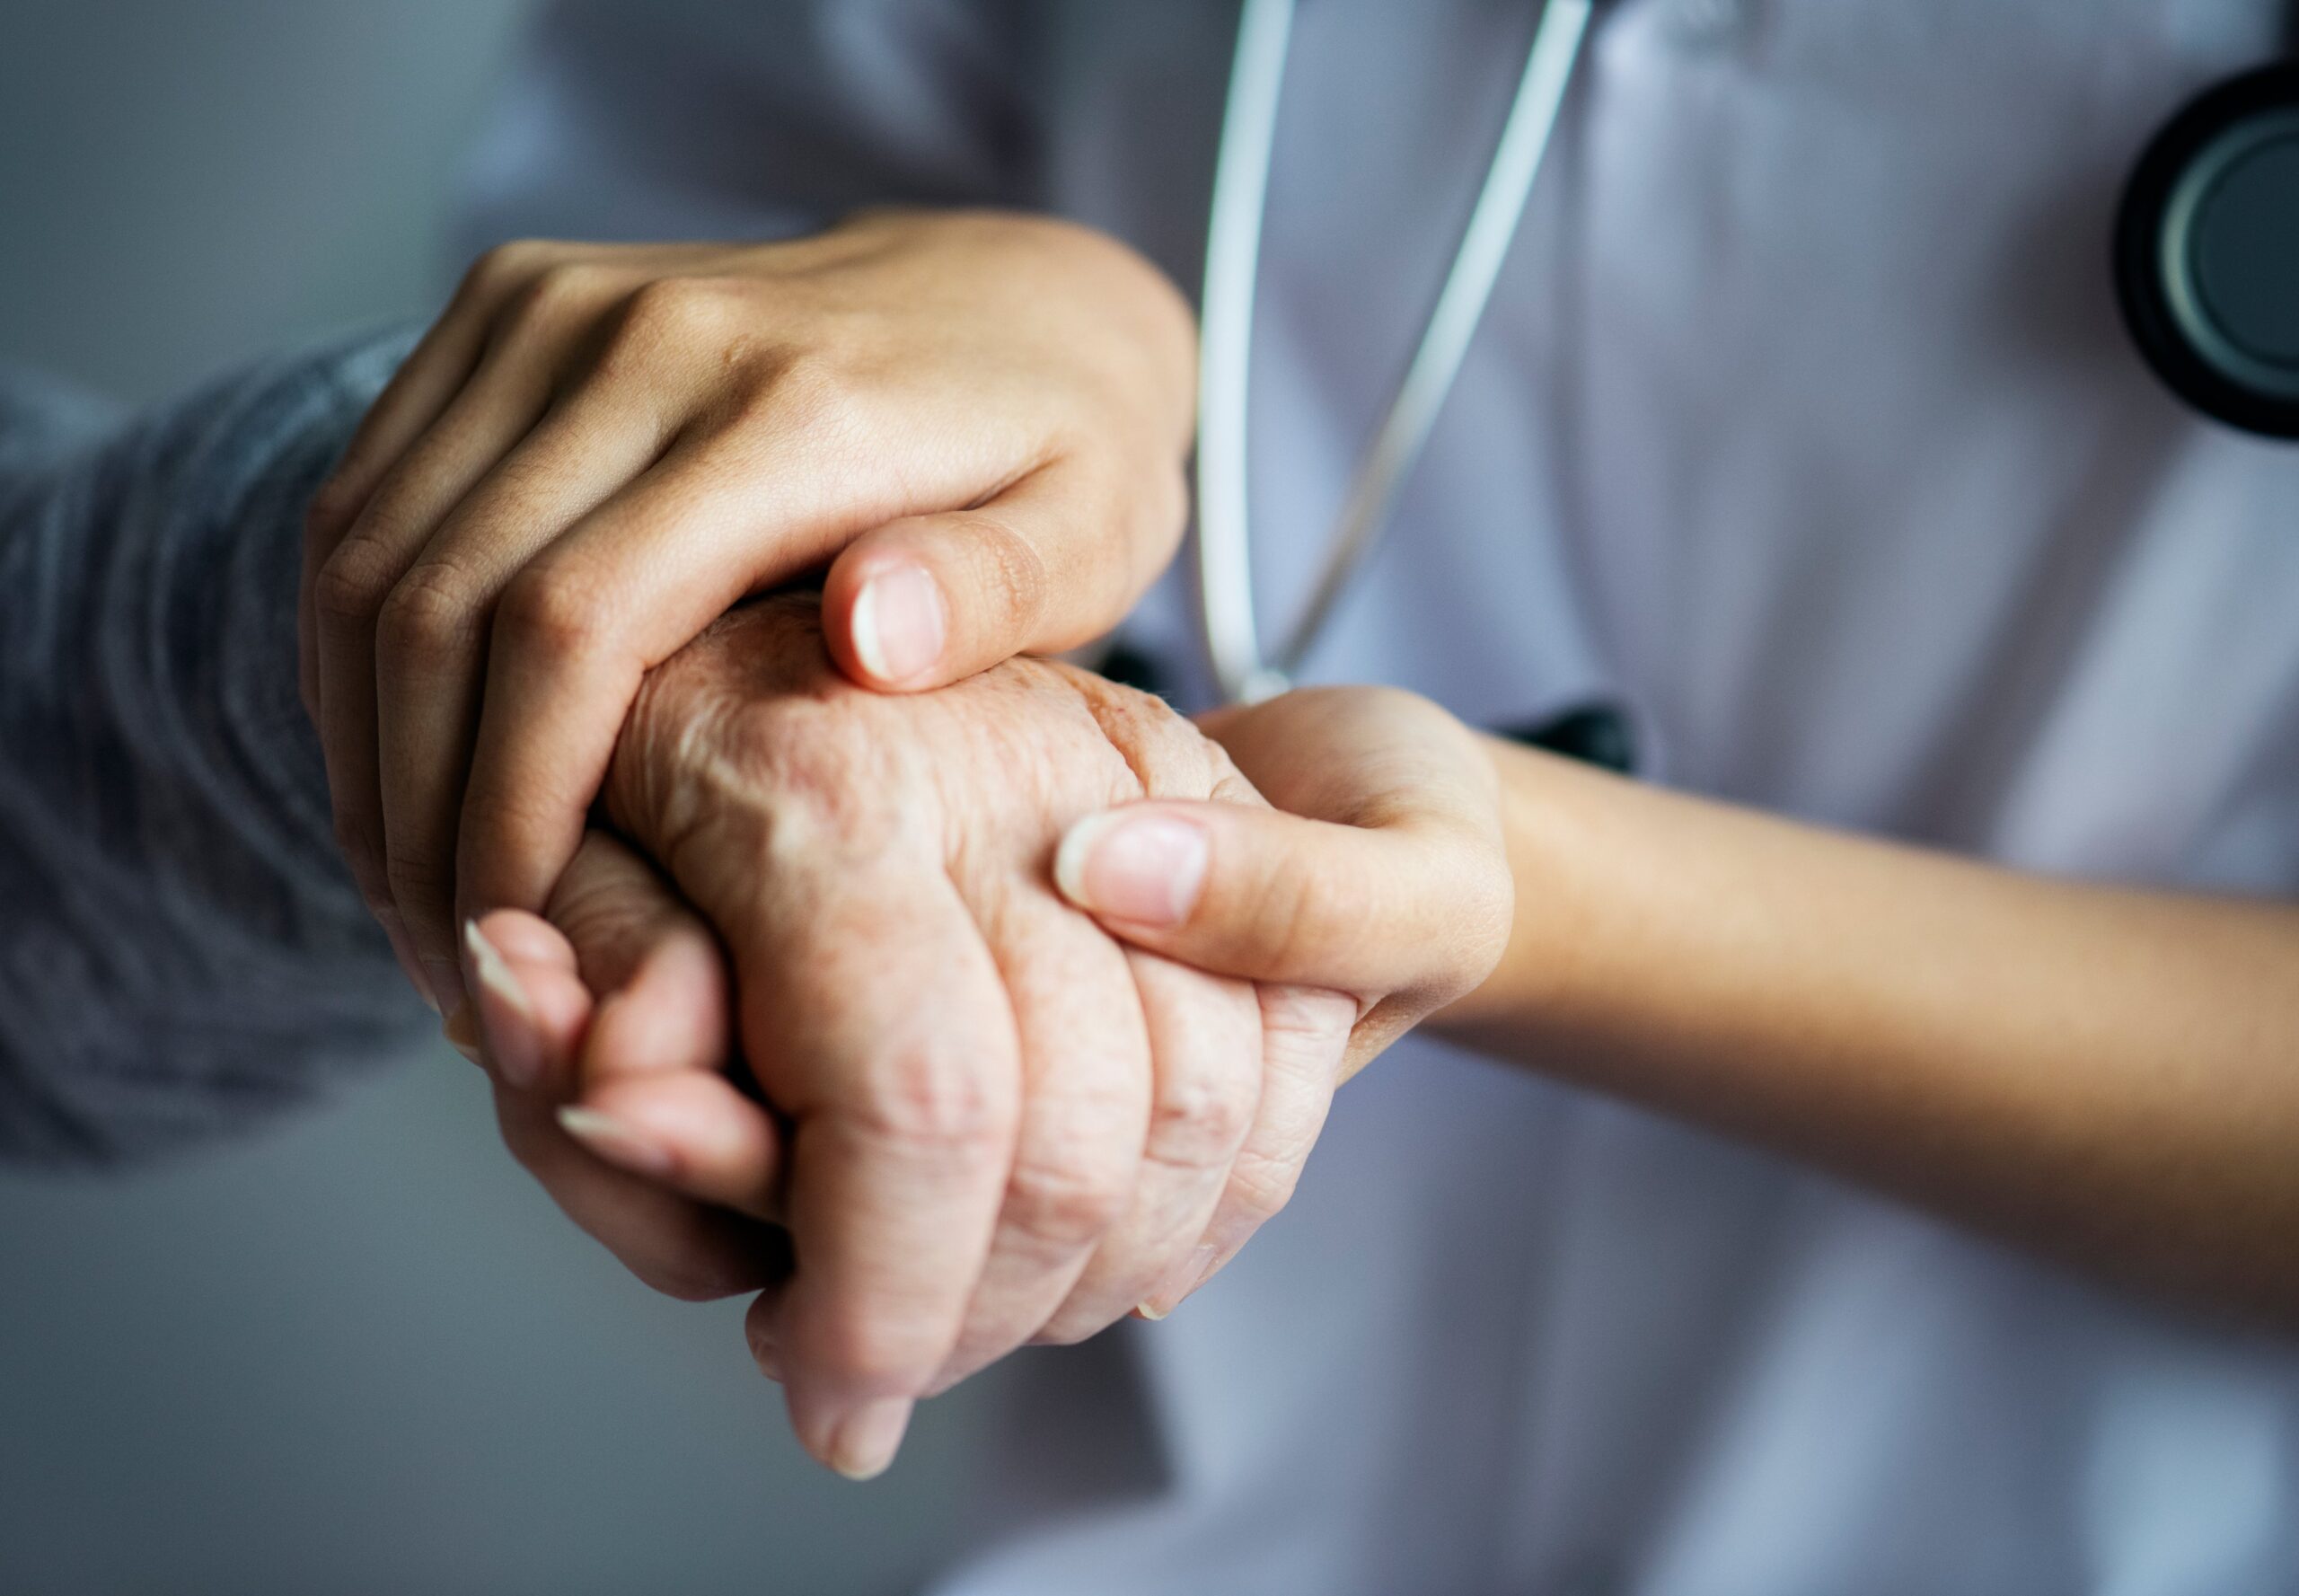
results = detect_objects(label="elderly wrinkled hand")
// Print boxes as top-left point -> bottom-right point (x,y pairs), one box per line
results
462,595 -> 1354,1480
300,210 -> 1196,1018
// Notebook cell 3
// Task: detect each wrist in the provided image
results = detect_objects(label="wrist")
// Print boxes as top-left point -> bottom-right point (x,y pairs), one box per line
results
1424,736 -> 1616,1049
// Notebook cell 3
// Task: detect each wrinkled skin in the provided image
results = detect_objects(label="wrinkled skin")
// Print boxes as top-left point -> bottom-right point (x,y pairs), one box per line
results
300,210 -> 1196,1018
484,595 -> 1356,1475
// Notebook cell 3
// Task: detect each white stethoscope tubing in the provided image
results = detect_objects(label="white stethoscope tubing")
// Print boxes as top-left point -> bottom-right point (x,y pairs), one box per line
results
1194,0 -> 1598,704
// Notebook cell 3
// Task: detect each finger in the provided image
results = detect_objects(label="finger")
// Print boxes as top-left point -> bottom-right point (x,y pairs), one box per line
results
299,249 -> 547,721
1138,982 -> 1352,1318
536,834 -> 783,1221
562,953 -> 787,1222
304,318 -> 480,543
920,891 -> 1153,1395
1053,798 -> 1499,997
820,459 -> 1154,692
474,829 -> 733,1086
464,910 -> 591,1096
744,1293 -> 910,1472
304,246 -> 556,542
448,424 -> 896,935
312,348 -> 558,1006
574,1069 -> 785,1222
546,830 -> 733,1080
374,389 -> 674,1010
1025,948 -> 1259,1353
684,847 -> 1019,1481
495,1079 -> 776,1304
453,443 -> 1138,929
470,899 -> 776,1303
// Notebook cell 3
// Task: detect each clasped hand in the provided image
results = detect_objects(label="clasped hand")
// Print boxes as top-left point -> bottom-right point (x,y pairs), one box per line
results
462,597 -> 1506,1478
301,211 -> 1509,1479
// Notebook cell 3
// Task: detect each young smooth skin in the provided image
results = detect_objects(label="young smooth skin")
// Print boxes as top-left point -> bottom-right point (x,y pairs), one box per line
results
464,598 -> 1361,1482
299,210 -> 1196,1012
1058,719 -> 2299,1332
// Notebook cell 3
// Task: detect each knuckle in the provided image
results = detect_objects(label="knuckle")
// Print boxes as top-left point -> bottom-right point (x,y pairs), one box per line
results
536,259 -> 617,312
496,564 -> 610,663
500,260 -> 612,338
375,560 -> 482,659
312,538 -> 399,630
304,472 -> 360,533
462,239 -> 552,300
1257,982 -> 1355,1045
968,513 -> 1052,639
848,1049 -> 1015,1158
612,276 -> 736,357
1255,988 -> 1355,1086
1225,1149 -> 1305,1229
1002,1154 -> 1129,1251
1147,1067 -> 1255,1168
756,348 -> 868,434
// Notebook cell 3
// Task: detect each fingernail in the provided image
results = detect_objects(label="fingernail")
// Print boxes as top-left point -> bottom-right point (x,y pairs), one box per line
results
850,565 -> 946,684
830,1397 -> 914,1482
463,920 -> 542,1089
1054,811 -> 1209,926
557,1106 -> 675,1177
441,1001 -> 482,1065
1139,1242 -> 1219,1320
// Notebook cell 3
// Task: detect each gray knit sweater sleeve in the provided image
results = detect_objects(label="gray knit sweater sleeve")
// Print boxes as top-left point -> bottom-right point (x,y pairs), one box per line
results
0,330 -> 433,1166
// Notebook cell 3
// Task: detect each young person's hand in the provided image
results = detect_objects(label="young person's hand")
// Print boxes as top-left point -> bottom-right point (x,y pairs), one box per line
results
298,210 -> 1196,1012
1070,685 -> 2299,1331
1055,686 -> 1513,1086
462,598 -> 1353,1481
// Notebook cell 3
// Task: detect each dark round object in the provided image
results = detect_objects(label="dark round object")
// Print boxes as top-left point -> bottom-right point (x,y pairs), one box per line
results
2114,64 -> 2299,439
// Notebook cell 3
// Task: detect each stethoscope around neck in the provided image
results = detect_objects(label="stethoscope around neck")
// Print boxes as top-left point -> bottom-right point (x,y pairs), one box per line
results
1194,0 -> 2299,709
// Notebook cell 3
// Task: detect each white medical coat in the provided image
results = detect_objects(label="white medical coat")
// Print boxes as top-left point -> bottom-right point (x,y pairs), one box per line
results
459,3 -> 2299,1590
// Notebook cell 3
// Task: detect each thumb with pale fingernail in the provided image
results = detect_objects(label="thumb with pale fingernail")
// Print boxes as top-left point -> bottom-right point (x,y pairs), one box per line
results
1053,800 -> 1471,999
823,461 -> 1145,696
845,561 -> 948,687
1053,808 -> 1210,928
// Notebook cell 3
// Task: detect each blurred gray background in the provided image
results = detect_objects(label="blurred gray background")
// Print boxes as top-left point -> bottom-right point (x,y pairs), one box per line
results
0,4 -> 989,1591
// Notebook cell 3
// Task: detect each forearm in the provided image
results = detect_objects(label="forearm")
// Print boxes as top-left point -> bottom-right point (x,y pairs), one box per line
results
0,333 -> 427,1164
1435,737 -> 2299,1324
